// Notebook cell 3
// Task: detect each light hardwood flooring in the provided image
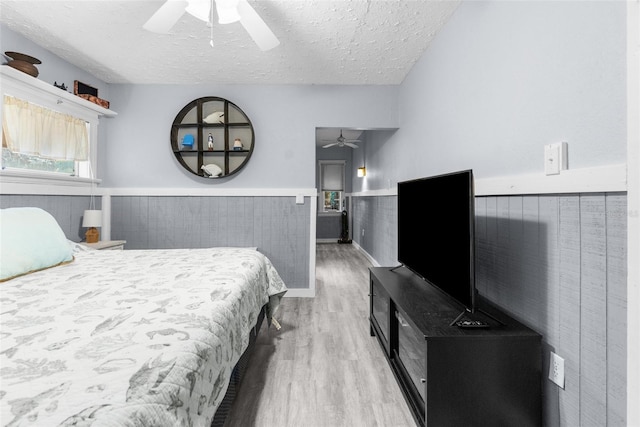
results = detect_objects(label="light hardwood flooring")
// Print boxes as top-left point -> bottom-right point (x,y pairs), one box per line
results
225,243 -> 415,427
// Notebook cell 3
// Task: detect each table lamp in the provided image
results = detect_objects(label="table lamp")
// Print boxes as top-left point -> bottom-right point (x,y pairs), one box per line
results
83,210 -> 102,243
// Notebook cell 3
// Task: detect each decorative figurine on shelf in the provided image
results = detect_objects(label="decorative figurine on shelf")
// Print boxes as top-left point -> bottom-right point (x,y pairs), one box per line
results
208,133 -> 214,151
53,81 -> 68,91
203,111 -> 225,124
201,164 -> 222,177
233,138 -> 243,151
182,134 -> 194,150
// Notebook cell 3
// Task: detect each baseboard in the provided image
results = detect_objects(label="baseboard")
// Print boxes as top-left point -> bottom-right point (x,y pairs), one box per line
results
316,238 -> 339,244
283,288 -> 315,298
352,241 -> 381,267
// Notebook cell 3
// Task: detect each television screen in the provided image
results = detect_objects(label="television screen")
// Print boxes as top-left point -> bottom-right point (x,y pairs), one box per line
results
397,170 -> 476,312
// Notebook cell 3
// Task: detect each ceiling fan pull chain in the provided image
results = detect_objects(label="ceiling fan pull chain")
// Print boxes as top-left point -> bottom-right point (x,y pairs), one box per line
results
143,0 -> 279,51
209,0 -> 214,47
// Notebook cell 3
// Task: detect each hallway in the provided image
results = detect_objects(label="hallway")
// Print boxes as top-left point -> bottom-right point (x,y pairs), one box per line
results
226,243 -> 414,427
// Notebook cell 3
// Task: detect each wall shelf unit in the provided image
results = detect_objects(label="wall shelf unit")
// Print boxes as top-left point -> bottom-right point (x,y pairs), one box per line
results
0,65 -> 117,118
171,96 -> 254,178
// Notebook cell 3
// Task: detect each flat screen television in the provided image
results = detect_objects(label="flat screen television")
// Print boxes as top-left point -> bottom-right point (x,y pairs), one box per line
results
397,169 -> 476,313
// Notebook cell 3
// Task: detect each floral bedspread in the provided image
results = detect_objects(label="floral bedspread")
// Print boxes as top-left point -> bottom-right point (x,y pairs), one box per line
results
0,247 -> 287,426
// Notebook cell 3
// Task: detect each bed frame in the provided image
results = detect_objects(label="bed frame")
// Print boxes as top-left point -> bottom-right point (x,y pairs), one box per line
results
212,305 -> 266,427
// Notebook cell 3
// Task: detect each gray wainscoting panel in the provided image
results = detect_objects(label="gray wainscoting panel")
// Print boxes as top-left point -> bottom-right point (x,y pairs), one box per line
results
477,193 -> 627,427
110,196 -> 310,290
0,194 -> 98,241
558,195 -> 582,427
353,192 -> 627,427
317,214 -> 341,240
580,195 -> 608,426
605,194 -> 627,426
351,195 -> 397,266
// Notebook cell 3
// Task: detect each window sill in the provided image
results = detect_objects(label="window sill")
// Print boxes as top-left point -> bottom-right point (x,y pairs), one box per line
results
318,211 -> 342,217
1,168 -> 101,193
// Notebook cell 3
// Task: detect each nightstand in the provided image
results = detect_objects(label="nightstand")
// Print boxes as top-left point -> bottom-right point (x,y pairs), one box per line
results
81,240 -> 126,250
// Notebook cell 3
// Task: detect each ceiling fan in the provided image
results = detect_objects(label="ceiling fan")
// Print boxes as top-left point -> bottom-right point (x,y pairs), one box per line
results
321,129 -> 361,149
143,0 -> 280,51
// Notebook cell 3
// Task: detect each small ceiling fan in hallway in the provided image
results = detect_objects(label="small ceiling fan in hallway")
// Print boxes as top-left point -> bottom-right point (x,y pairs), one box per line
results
143,0 -> 280,51
321,129 -> 361,149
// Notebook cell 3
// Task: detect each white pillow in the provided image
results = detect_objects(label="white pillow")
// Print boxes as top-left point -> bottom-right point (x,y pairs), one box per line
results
0,207 -> 74,281
201,163 -> 223,177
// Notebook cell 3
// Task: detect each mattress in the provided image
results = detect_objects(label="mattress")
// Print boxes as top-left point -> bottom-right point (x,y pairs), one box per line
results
0,246 -> 287,426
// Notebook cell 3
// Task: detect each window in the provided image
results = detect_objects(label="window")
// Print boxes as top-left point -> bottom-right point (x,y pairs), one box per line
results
319,160 -> 345,213
1,95 -> 91,178
0,66 -> 112,188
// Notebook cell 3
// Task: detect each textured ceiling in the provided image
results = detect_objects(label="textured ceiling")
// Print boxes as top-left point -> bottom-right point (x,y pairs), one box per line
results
0,0 -> 461,85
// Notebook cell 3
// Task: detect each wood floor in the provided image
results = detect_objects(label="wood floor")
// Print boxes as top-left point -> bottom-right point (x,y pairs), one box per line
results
225,243 -> 415,427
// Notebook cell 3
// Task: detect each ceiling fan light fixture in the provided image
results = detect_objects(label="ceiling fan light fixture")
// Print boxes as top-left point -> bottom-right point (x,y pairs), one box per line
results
144,0 -> 279,50
185,0 -> 211,22
216,0 -> 241,24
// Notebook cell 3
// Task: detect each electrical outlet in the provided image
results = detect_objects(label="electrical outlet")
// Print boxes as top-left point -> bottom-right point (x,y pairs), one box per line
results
549,351 -> 565,389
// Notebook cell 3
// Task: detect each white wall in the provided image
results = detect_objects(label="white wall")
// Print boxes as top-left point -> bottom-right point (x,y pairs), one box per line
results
1,25 -> 110,105
353,0 -> 626,192
626,2 -> 640,425
103,84 -> 398,188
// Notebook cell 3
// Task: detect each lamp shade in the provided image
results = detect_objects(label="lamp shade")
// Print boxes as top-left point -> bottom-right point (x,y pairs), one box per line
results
82,210 -> 102,228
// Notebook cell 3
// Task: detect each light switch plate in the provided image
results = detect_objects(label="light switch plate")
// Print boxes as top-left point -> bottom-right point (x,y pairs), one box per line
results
544,142 -> 568,175
295,194 -> 304,205
545,144 -> 561,175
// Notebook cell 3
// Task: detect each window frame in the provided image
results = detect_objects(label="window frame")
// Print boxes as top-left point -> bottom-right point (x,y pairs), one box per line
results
0,66 -> 113,188
318,160 -> 346,215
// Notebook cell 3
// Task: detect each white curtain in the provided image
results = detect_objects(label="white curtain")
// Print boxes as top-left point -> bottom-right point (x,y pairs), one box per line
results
2,95 -> 89,161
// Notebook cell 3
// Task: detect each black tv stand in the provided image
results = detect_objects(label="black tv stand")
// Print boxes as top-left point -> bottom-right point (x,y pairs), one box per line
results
369,267 -> 542,427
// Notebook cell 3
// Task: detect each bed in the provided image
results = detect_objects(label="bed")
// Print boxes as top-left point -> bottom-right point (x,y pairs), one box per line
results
0,207 -> 287,426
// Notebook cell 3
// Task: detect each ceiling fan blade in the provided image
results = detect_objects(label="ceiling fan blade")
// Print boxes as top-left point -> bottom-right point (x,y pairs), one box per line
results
322,143 -> 338,148
344,139 -> 362,143
143,0 -> 189,33
237,0 -> 280,51
345,143 -> 359,149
